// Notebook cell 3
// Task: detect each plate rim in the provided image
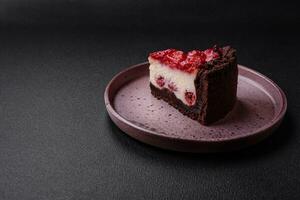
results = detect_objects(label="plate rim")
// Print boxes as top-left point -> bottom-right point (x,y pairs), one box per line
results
104,62 -> 287,145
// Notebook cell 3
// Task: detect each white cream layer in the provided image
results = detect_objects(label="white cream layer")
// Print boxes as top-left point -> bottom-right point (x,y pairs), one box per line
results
149,57 -> 197,105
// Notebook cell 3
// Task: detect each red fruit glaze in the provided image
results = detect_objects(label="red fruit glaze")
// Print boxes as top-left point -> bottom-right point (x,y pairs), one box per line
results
185,91 -> 196,106
156,75 -> 165,87
149,46 -> 221,73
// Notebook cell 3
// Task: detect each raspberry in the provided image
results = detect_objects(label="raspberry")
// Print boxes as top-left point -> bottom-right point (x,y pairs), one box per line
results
185,91 -> 196,106
168,82 -> 177,92
204,48 -> 220,62
156,75 -> 165,87
150,49 -> 176,60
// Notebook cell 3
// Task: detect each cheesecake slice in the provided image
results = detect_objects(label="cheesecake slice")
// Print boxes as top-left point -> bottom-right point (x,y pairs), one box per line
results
148,45 -> 238,125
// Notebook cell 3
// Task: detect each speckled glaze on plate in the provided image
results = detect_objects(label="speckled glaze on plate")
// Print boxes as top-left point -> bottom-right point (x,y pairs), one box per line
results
104,62 -> 287,153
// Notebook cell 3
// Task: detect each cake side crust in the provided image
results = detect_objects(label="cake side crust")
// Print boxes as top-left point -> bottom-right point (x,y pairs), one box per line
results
196,58 -> 238,124
195,46 -> 238,124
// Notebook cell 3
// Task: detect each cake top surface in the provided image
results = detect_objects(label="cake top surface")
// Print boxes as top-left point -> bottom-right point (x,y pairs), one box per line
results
149,46 -> 222,73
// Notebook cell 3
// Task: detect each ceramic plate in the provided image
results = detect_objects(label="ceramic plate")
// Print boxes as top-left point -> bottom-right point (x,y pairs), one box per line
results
104,62 -> 287,152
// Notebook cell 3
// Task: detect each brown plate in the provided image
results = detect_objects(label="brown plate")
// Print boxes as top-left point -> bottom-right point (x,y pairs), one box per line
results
104,62 -> 287,153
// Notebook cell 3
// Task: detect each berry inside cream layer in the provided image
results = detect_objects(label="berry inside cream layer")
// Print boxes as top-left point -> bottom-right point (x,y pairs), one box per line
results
149,48 -> 221,106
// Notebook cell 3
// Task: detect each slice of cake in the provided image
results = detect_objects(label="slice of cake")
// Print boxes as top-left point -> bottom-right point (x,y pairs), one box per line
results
148,45 -> 238,125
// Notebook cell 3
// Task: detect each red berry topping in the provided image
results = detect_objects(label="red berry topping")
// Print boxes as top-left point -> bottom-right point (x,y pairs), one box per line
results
185,91 -> 196,106
168,82 -> 177,92
155,75 -> 165,87
203,48 -> 220,61
149,46 -> 221,73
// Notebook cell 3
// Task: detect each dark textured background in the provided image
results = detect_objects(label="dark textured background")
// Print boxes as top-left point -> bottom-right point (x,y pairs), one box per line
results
0,0 -> 300,199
